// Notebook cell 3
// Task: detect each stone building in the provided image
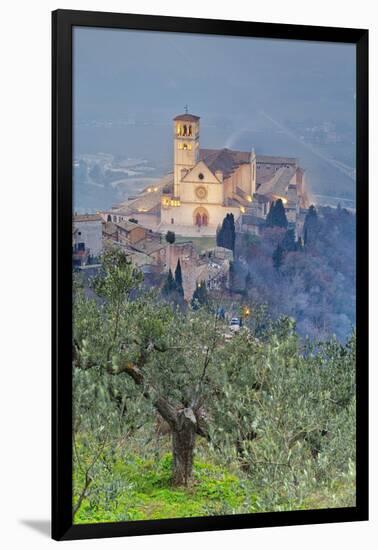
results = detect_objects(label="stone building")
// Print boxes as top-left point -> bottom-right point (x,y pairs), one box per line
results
73,214 -> 103,265
160,113 -> 252,233
114,220 -> 147,245
104,112 -> 308,237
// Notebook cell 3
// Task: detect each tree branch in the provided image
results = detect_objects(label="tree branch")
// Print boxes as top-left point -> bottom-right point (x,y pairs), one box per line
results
192,315 -> 220,409
154,397 -> 178,428
75,337 -> 182,429
73,435 -> 108,518
73,471 -> 92,518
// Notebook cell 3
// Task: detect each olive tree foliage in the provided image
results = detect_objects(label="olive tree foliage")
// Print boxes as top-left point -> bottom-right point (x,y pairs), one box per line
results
73,248 -> 227,488
73,265 -> 150,518
73,248 -> 356,508
72,363 -> 149,519
208,318 -> 356,509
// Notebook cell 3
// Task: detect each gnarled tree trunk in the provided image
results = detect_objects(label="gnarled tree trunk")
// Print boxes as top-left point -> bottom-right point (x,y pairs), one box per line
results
171,408 -> 197,486
155,406 -> 209,486
153,398 -> 199,486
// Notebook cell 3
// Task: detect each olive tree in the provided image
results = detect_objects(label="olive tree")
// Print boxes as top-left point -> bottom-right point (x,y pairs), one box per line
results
209,319 -> 356,508
73,271 -> 150,517
73,248 -> 225,486
73,248 -> 355,501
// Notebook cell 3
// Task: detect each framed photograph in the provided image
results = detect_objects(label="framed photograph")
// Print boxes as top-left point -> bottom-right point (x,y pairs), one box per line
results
52,9 -> 368,541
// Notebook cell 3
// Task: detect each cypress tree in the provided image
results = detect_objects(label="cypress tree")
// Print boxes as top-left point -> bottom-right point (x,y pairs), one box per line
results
174,259 -> 184,296
303,205 -> 318,246
266,199 -> 288,228
216,223 -> 223,247
272,244 -> 284,271
245,271 -> 252,289
282,228 -> 296,252
223,215 -> 230,249
162,268 -> 177,295
265,201 -> 275,227
229,213 -> 236,251
217,213 -> 235,251
275,199 -> 288,228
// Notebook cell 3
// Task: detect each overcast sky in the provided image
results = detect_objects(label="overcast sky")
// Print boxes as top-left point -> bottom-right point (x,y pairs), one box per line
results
73,26 -> 355,128
73,27 -> 356,202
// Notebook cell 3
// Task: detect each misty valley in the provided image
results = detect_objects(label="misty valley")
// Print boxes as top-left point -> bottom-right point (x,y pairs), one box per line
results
71,27 -> 357,525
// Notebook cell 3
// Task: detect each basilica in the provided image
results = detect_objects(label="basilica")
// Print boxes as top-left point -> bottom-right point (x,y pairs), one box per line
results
103,112 -> 309,236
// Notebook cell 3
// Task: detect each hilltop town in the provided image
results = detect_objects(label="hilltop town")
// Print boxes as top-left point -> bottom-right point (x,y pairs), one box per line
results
73,112 -> 313,302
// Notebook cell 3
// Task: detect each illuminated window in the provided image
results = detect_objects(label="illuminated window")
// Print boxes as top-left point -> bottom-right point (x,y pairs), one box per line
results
183,143 -> 188,150
178,143 -> 183,150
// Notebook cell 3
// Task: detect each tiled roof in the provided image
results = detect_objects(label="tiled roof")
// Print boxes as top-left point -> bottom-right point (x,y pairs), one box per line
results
116,220 -> 143,232
133,240 -> 166,255
74,214 -> 102,222
114,173 -> 173,214
103,222 -> 118,236
257,166 -> 296,196
173,114 -> 200,121
256,155 -> 297,165
127,250 -> 155,267
200,148 -> 250,179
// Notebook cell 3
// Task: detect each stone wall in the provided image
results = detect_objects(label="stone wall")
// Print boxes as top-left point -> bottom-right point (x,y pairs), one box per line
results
74,220 -> 103,257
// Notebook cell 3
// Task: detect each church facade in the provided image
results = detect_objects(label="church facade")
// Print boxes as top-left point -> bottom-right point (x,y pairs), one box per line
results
103,112 -> 308,237
160,113 -> 254,233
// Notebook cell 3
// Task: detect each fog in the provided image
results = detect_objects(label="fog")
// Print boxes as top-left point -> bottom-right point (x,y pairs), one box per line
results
73,26 -> 356,210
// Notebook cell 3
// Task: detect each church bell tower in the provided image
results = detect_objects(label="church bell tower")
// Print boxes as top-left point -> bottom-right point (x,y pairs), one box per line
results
173,110 -> 200,198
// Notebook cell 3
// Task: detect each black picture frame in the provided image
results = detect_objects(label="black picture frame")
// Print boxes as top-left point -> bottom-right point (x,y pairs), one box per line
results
52,9 -> 369,541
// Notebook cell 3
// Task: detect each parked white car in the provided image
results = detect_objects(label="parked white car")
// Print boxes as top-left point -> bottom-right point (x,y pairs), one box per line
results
229,317 -> 241,332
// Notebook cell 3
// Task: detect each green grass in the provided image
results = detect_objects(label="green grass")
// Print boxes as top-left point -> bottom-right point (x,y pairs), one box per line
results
301,477 -> 356,510
73,444 -> 355,524
74,453 -> 258,524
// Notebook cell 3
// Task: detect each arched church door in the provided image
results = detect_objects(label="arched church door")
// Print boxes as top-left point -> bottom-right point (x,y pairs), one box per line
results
194,207 -> 210,228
